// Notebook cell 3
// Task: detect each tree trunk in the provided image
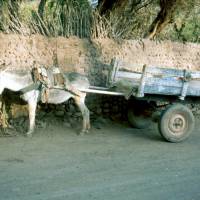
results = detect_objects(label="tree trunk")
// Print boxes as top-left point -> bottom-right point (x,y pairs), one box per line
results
98,0 -> 127,14
147,0 -> 181,39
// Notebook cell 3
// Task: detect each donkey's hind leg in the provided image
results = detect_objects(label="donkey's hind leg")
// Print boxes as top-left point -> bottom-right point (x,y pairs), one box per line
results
74,94 -> 90,136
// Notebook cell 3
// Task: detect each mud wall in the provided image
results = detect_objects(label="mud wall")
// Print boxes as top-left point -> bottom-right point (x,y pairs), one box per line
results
1,33 -> 200,79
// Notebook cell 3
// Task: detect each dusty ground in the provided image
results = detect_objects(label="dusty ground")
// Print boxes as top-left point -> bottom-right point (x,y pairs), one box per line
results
0,118 -> 200,200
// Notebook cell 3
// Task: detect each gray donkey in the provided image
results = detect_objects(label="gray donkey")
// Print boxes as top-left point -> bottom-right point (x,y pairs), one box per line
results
0,69 -> 90,136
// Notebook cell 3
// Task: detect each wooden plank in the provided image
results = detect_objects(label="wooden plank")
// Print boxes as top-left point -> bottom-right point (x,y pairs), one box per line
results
113,67 -> 187,82
107,58 -> 121,87
119,66 -> 200,81
146,66 -> 185,78
144,85 -> 182,96
115,74 -> 184,87
145,77 -> 183,88
143,80 -> 200,97
187,81 -> 200,96
115,71 -> 141,80
114,78 -> 140,87
52,85 -> 124,96
190,71 -> 200,79
80,88 -> 124,96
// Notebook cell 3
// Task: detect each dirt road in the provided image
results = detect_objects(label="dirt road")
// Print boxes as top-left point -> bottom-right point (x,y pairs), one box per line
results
0,119 -> 200,200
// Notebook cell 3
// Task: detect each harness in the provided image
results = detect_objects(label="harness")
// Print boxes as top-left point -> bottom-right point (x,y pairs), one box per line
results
21,66 -> 81,103
32,66 -> 65,88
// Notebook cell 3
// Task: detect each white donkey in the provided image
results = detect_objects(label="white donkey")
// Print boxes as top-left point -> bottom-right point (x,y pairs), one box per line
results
0,69 -> 90,136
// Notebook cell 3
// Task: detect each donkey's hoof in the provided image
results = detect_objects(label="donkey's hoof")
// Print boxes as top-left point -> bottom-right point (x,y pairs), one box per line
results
26,132 -> 33,138
79,131 -> 85,136
79,130 -> 89,136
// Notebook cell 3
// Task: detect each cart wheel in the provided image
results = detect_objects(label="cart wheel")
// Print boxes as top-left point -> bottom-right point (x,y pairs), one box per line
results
128,100 -> 152,129
158,104 -> 195,143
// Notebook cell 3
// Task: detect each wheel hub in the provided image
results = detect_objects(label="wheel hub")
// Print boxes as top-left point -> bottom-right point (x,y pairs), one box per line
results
169,114 -> 186,135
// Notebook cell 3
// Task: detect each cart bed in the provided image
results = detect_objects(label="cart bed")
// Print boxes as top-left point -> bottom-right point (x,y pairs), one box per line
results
107,59 -> 200,100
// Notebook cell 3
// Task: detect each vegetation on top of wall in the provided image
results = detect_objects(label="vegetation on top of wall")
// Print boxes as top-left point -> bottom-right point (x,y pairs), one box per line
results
0,0 -> 199,43
33,0 -> 93,37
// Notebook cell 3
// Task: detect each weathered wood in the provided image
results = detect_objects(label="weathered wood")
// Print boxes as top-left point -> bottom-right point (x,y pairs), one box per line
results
53,85 -> 124,96
108,61 -> 200,99
137,65 -> 147,97
80,88 -> 124,96
107,58 -> 121,87
115,71 -> 141,81
146,66 -> 185,77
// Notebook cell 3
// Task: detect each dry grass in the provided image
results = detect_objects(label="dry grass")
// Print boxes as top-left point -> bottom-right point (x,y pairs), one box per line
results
0,1 -> 141,39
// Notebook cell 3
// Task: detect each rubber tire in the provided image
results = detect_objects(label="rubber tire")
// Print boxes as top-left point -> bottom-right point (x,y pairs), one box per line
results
128,101 -> 151,129
158,104 -> 195,143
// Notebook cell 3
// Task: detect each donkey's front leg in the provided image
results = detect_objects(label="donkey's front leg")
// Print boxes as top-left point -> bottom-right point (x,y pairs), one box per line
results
25,91 -> 39,137
27,99 -> 37,137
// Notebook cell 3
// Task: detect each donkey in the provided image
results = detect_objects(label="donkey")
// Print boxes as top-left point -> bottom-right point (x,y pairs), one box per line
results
0,69 -> 90,136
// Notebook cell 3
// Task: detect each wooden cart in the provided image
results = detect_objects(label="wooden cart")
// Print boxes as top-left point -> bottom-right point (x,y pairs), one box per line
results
82,59 -> 200,142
